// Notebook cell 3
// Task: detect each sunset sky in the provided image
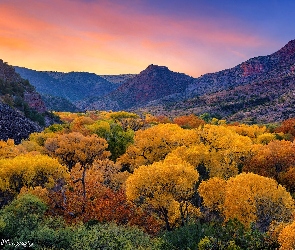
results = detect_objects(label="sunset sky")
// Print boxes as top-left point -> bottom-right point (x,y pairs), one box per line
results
0,0 -> 295,77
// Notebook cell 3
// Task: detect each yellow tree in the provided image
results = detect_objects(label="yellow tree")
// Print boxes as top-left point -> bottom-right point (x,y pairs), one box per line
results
125,154 -> 200,230
227,124 -> 267,141
198,173 -> 294,231
119,123 -> 199,172
170,144 -> 210,181
197,124 -> 253,179
0,153 -> 68,206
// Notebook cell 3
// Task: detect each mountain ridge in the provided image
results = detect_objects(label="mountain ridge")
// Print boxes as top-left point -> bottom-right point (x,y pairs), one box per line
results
10,39 -> 295,123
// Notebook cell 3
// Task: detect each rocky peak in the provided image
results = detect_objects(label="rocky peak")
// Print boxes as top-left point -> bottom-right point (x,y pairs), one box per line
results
144,64 -> 169,71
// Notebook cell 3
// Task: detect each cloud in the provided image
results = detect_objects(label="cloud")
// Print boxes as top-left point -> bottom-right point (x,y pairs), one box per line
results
0,0 -> 274,76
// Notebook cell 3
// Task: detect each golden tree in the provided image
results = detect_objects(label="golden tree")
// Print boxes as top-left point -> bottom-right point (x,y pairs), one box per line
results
198,173 -> 294,231
197,124 -> 253,179
278,220 -> 295,250
125,153 -> 200,230
0,139 -> 22,159
0,153 -> 68,206
119,123 -> 199,172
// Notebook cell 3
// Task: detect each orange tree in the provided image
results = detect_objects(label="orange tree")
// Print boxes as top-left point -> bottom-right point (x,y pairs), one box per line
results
44,132 -> 110,214
243,140 -> 295,193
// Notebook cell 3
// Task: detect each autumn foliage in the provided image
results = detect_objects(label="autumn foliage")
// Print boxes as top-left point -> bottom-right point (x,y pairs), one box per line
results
1,112 -> 295,248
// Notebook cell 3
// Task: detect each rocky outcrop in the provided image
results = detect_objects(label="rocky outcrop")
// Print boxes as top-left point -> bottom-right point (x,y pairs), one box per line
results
0,60 -> 58,142
0,60 -> 23,83
24,92 -> 47,113
0,102 -> 41,143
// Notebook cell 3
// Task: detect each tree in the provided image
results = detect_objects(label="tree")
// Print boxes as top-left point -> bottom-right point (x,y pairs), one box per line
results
227,124 -> 267,141
198,173 -> 294,231
0,194 -> 47,240
197,124 -> 253,179
173,114 -> 205,129
45,132 -> 110,214
243,140 -> 295,182
125,154 -> 200,230
275,118 -> 295,140
278,220 -> 295,250
0,139 -> 22,159
119,123 -> 199,172
45,132 -> 110,171
87,120 -> 134,161
0,153 -> 68,206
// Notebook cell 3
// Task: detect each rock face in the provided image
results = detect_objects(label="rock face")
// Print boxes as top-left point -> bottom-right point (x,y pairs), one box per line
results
0,102 -> 41,143
77,64 -> 194,110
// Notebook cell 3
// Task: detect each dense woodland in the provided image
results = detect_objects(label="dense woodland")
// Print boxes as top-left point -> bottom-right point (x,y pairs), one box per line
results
1,111 -> 295,249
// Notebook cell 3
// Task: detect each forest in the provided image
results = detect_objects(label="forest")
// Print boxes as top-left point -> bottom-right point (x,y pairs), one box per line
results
1,111 -> 295,249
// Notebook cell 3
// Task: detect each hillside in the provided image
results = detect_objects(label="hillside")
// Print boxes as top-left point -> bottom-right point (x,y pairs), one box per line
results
100,74 -> 136,84
14,67 -> 118,103
0,102 -> 41,143
0,60 -> 53,142
41,94 -> 81,112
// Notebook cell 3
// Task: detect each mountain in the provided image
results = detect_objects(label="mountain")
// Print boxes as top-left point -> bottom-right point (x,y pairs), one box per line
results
77,64 -> 194,110
14,67 -> 119,104
135,40 -> 295,123
0,60 -> 58,143
11,39 -> 295,123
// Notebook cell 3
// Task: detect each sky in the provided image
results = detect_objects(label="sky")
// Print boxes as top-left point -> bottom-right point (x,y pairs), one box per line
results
0,0 -> 295,77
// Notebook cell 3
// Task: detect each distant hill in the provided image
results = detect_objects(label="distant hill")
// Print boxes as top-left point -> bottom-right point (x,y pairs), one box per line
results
14,67 -> 119,103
